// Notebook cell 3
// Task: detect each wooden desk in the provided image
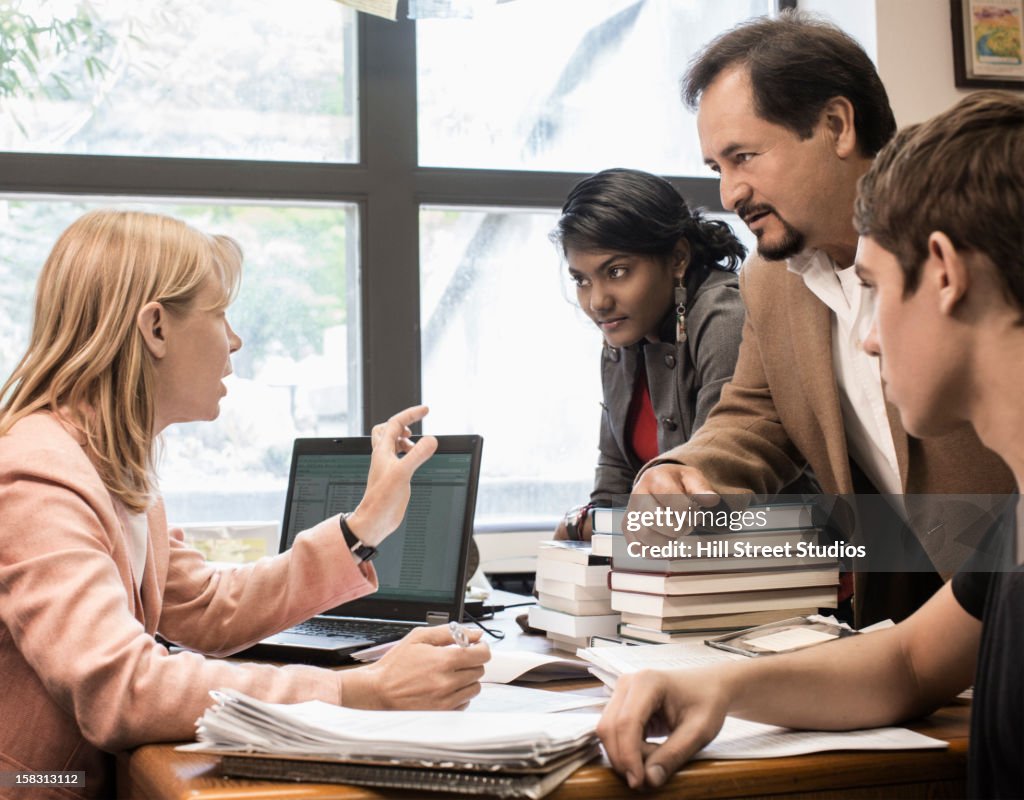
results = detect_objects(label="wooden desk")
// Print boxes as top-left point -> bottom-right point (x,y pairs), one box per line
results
122,706 -> 968,799
120,614 -> 970,799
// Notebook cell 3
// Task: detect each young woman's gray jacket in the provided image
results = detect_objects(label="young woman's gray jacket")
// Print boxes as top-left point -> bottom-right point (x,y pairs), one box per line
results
590,268 -> 744,506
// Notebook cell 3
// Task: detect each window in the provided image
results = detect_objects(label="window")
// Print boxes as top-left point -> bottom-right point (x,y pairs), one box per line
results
419,206 -> 753,526
0,1 -> 784,555
2,0 -> 357,161
420,205 -> 598,522
0,197 -> 358,537
418,0 -> 774,176
415,1 -> 774,527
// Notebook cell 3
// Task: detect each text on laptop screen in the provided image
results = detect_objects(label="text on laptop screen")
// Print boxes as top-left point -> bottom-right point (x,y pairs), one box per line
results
283,453 -> 472,604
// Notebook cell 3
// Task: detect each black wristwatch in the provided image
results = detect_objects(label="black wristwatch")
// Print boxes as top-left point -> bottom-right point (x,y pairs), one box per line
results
339,513 -> 378,564
564,503 -> 595,542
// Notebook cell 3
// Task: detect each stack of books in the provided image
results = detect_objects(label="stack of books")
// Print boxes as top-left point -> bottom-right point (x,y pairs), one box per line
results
527,540 -> 619,652
592,504 -> 840,644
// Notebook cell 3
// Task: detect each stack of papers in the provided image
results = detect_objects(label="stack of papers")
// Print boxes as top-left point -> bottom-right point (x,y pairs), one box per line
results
185,690 -> 601,797
190,689 -> 599,767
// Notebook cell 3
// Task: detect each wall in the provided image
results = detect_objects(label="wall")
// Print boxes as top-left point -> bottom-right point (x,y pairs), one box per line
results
874,0 -> 973,126
799,0 -> 878,62
800,0 -> 972,127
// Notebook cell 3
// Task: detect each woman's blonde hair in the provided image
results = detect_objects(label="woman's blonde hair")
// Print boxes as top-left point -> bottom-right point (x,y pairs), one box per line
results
0,209 -> 242,513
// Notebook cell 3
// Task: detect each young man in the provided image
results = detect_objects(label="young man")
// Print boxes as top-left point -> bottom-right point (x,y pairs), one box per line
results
631,12 -> 1012,623
600,90 -> 1024,798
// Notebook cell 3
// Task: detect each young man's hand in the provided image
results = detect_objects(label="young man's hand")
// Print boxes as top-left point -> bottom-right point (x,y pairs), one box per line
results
598,666 -> 731,789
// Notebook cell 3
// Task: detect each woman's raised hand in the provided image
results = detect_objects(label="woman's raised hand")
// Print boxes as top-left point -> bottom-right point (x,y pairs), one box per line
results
344,405 -> 438,548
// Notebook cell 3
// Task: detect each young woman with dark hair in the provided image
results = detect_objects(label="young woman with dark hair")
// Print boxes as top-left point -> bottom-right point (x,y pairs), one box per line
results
551,168 -> 747,540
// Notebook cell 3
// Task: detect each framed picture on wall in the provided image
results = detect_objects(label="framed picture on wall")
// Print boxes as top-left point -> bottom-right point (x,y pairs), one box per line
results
952,0 -> 1024,88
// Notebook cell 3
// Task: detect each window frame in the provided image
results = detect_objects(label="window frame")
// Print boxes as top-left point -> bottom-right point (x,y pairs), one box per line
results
0,2 -> 792,434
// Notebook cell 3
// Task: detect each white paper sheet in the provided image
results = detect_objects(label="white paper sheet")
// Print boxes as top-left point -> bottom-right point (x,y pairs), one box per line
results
481,650 -> 591,684
742,627 -> 838,653
467,684 -> 605,714
653,716 -> 948,760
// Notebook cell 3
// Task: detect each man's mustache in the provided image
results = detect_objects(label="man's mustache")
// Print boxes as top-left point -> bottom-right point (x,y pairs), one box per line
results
736,202 -> 776,225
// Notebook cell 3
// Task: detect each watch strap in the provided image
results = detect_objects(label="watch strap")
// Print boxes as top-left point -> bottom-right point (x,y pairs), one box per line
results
339,513 -> 378,563
564,503 -> 594,542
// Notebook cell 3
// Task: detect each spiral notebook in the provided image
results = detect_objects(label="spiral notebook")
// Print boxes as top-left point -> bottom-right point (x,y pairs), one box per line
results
217,746 -> 600,799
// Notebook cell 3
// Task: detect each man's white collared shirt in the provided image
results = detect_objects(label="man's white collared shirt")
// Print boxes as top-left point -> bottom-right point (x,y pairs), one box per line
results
787,249 -> 902,495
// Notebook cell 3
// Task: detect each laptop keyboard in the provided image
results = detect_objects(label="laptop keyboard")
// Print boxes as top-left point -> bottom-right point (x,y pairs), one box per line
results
290,618 -> 416,642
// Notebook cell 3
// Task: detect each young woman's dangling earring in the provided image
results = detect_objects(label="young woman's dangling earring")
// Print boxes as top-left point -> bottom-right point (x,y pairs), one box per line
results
675,277 -> 688,343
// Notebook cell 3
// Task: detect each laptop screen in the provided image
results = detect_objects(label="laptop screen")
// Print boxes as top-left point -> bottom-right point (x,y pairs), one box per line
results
279,436 -> 482,620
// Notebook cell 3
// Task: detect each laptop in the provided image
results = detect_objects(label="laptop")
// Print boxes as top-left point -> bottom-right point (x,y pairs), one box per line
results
238,434 -> 483,665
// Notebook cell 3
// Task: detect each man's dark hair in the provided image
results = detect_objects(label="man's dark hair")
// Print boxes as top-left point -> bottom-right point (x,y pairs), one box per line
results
855,90 -> 1024,313
682,11 -> 896,157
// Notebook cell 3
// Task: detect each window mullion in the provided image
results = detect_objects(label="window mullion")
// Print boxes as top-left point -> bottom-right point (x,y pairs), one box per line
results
413,168 -> 725,213
359,12 -> 422,433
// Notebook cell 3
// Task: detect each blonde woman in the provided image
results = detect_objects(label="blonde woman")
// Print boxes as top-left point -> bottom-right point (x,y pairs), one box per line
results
0,210 -> 489,798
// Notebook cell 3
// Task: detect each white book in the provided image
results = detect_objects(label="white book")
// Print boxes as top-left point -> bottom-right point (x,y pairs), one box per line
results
593,503 -> 825,535
535,576 -> 611,601
618,624 -> 708,644
610,585 -> 837,618
528,606 -> 620,638
548,639 -> 584,656
537,540 -> 610,566
535,560 -> 610,587
590,533 -> 616,558
537,593 -> 614,616
609,566 -> 838,596
620,607 -> 820,632
591,508 -> 626,535
611,529 -> 830,573
545,631 -> 591,650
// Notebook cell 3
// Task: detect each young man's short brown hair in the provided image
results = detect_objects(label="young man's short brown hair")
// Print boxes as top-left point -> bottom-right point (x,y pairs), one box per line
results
854,90 -> 1024,311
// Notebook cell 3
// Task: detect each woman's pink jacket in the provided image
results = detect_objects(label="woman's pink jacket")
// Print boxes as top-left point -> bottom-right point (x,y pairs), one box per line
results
0,412 -> 377,798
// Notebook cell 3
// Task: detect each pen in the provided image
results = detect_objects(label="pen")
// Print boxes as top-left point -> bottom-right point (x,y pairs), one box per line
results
448,620 -> 470,648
